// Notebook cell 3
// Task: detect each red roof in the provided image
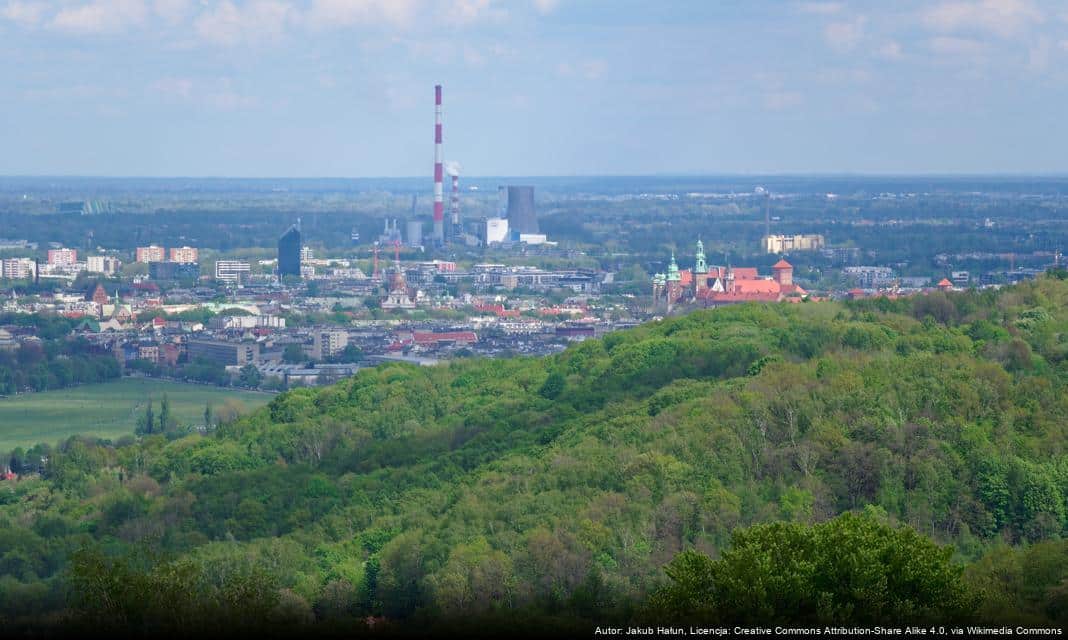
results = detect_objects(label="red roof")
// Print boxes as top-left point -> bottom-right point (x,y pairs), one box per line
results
679,270 -> 693,287
732,279 -> 780,294
732,267 -> 759,280
772,259 -> 793,270
938,278 -> 953,287
412,331 -> 477,345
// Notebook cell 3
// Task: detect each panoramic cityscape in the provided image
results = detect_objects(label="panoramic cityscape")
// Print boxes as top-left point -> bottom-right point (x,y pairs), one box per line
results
2,0 -> 1068,637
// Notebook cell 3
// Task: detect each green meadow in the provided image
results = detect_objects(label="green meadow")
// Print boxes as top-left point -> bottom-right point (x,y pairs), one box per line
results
0,378 -> 271,450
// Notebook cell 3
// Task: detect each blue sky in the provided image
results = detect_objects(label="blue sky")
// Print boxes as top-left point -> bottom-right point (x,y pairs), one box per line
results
1,0 -> 1066,176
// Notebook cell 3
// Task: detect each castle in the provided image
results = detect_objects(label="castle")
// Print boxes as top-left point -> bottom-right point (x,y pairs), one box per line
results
652,240 -> 807,312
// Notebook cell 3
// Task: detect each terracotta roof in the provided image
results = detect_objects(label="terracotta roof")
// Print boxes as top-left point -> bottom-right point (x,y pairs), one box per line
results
732,279 -> 780,294
679,270 -> 693,287
732,267 -> 759,280
772,259 -> 793,270
938,278 -> 953,287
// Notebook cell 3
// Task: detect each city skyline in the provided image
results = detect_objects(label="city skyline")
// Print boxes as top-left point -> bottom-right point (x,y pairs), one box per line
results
2,0 -> 1066,177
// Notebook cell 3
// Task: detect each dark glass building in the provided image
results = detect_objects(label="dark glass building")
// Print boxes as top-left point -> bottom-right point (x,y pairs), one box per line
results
278,225 -> 302,278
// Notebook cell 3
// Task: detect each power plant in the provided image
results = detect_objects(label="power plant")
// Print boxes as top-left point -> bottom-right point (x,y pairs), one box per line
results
505,185 -> 538,235
432,84 -> 444,244
446,160 -> 461,242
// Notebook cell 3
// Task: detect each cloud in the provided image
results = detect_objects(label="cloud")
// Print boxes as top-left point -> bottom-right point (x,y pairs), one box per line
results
194,0 -> 293,46
1027,36 -> 1051,71
797,2 -> 843,15
1,1 -> 46,26
557,59 -> 607,79
921,0 -> 1043,37
152,76 -> 193,98
928,35 -> 987,56
304,0 -> 418,29
153,0 -> 190,25
763,90 -> 803,110
446,0 -> 507,25
532,0 -> 559,14
50,0 -> 148,33
823,17 -> 865,53
876,40 -> 903,60
151,76 -> 258,110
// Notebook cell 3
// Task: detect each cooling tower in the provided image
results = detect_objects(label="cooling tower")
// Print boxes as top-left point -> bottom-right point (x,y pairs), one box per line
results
505,186 -> 538,235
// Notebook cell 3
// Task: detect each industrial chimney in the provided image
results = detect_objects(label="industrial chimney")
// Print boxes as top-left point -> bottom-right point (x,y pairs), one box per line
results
432,84 -> 444,244
446,161 -> 461,241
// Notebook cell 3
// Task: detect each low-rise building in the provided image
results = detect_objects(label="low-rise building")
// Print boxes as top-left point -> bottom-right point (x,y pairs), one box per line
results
186,339 -> 259,366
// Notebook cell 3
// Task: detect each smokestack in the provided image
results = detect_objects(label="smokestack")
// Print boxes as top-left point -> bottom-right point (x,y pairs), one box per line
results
433,84 -> 444,244
451,173 -> 459,231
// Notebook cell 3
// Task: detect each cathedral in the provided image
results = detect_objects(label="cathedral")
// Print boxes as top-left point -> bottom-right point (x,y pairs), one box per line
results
652,240 -> 807,312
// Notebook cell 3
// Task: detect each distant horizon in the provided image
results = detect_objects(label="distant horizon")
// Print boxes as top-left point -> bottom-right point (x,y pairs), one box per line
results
4,172 -> 1068,181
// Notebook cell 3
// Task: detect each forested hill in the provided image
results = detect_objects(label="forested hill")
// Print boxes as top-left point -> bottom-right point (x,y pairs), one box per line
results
6,276 -> 1068,634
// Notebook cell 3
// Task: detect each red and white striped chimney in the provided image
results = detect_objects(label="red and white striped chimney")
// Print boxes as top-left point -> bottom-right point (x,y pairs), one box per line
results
432,84 -> 444,243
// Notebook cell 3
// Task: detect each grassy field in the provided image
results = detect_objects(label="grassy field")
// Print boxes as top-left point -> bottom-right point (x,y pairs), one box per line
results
0,378 -> 272,450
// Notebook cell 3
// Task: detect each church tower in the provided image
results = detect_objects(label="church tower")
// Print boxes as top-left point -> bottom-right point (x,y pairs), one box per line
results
693,239 -> 709,294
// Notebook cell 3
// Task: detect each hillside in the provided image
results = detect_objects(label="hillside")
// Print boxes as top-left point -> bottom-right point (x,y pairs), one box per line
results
4,276 -> 1068,633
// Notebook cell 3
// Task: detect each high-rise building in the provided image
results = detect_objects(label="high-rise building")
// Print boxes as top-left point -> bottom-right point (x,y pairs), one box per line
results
169,246 -> 199,263
1,258 -> 36,280
762,234 -> 824,254
313,329 -> 349,360
278,226 -> 301,278
505,186 -> 538,235
86,256 -> 122,275
215,260 -> 251,285
47,248 -> 77,266
136,245 -> 166,263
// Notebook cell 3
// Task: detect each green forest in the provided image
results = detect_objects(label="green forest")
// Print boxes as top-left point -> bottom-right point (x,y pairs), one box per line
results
5,278 -> 1068,634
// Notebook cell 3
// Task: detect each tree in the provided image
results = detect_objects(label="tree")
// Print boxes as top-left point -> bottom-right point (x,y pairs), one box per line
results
136,398 -> 154,436
204,403 -> 213,431
649,512 -> 978,625
159,393 -> 171,432
238,364 -> 264,388
539,371 -> 566,400
282,344 -> 305,365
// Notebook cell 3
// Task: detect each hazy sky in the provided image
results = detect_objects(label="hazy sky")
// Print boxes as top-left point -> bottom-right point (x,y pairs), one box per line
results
2,0 -> 1066,176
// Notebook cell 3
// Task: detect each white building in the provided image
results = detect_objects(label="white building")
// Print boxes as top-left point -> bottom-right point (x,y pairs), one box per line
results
215,260 -> 251,285
485,218 -> 509,245
87,256 -> 122,276
1,258 -> 36,280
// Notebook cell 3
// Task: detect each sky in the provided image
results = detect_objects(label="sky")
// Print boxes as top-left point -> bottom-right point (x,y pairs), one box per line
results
1,0 -> 1067,177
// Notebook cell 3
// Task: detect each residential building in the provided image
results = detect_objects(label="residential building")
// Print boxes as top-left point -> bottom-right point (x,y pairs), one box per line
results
169,246 -> 199,263
47,248 -> 77,266
86,256 -> 122,275
843,266 -> 895,288
761,234 -> 825,254
215,260 -> 251,285
312,329 -> 349,360
1,258 -> 37,280
136,245 -> 166,263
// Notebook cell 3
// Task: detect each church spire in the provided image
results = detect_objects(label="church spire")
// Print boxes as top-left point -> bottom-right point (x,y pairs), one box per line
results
694,238 -> 707,274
